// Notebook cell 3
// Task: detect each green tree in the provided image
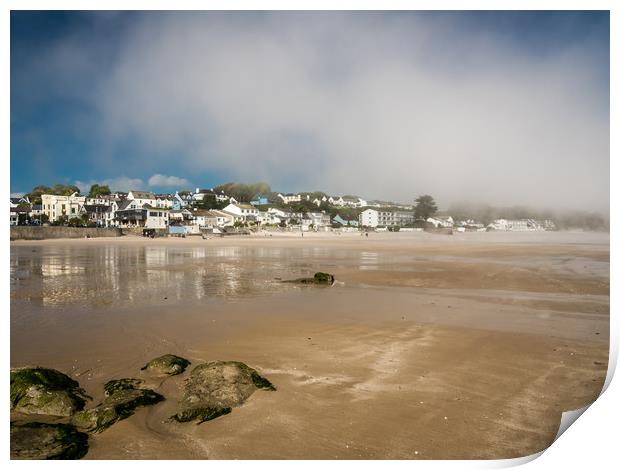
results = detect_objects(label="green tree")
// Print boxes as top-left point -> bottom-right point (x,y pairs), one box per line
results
51,184 -> 80,196
194,196 -> 227,210
288,199 -> 331,214
327,206 -> 362,221
52,215 -> 68,226
414,195 -> 438,220
88,184 -> 111,198
24,185 -> 51,205
25,184 -> 81,204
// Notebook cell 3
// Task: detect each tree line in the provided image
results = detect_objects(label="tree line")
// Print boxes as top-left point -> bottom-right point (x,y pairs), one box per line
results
25,183 -> 111,205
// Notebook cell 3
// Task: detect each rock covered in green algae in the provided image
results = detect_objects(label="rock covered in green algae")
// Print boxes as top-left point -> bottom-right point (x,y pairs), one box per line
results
72,379 -> 164,433
10,367 -> 89,417
171,361 -> 275,424
313,272 -> 335,284
141,354 -> 191,376
10,422 -> 89,460
283,272 -> 335,285
103,378 -> 144,396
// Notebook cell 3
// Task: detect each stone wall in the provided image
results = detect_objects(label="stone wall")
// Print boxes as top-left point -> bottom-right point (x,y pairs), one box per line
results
10,226 -> 123,241
120,227 -> 168,237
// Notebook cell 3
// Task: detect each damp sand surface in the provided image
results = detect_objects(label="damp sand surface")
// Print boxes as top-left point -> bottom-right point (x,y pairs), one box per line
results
10,231 -> 609,459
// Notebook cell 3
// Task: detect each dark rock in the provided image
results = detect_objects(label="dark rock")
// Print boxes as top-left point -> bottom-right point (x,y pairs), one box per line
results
283,272 -> 335,285
10,367 -> 89,417
171,361 -> 275,424
313,272 -> 335,284
72,379 -> 164,433
103,378 -> 144,396
141,354 -> 191,376
10,422 -> 89,460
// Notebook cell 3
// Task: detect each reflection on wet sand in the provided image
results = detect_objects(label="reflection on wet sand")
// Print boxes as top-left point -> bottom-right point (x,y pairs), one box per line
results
11,245 -> 353,308
10,232 -> 610,459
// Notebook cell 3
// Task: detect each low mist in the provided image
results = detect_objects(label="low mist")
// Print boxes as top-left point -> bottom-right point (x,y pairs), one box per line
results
14,12 -> 610,214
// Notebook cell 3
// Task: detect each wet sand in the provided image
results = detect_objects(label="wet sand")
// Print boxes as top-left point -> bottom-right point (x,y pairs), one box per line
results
10,231 -> 609,459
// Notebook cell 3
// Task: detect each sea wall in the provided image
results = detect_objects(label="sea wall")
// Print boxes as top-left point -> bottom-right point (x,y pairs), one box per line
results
121,227 -> 168,237
10,226 -> 123,241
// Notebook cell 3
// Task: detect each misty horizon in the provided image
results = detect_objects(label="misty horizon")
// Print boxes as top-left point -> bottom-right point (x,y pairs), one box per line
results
11,11 -> 610,214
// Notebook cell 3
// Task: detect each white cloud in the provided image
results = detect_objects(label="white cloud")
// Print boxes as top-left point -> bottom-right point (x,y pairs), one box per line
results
147,174 -> 191,188
10,192 -> 25,198
75,176 -> 144,193
80,13 -> 608,211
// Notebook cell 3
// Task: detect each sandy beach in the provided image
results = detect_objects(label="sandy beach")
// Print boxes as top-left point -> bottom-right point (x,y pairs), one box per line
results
10,231 -> 609,459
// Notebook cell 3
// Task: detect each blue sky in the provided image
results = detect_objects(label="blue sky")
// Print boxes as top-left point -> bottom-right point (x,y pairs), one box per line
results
10,11 -> 609,210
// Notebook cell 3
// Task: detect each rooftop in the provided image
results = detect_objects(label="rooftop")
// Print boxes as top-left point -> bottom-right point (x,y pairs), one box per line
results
129,190 -> 156,199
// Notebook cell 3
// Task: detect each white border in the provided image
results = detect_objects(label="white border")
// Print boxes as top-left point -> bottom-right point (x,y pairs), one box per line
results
3,1 -> 615,468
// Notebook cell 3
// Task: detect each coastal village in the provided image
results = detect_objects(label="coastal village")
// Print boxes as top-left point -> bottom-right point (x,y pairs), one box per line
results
10,185 -> 557,235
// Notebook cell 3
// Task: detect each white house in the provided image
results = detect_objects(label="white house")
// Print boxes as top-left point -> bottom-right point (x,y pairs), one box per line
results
268,207 -> 288,218
85,195 -> 118,206
257,211 -> 283,225
223,203 -> 259,220
193,188 -> 236,204
143,206 -> 169,229
359,209 -> 383,227
328,196 -> 345,206
42,192 -> 86,222
169,208 -> 194,224
102,202 -> 118,227
456,219 -> 485,230
192,188 -> 216,202
190,208 -> 234,227
192,189 -> 207,202
309,212 -> 331,227
277,193 -> 302,204
342,197 -> 359,207
114,201 -> 169,229
287,212 -> 304,225
300,212 -> 331,230
127,190 -> 158,208
487,219 -> 544,231
10,196 -> 29,208
154,194 -> 174,209
360,208 -> 414,228
211,210 -> 235,226
427,216 -> 454,228
191,210 -> 220,228
345,197 -> 367,208
394,211 -> 415,226
173,191 -> 188,208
